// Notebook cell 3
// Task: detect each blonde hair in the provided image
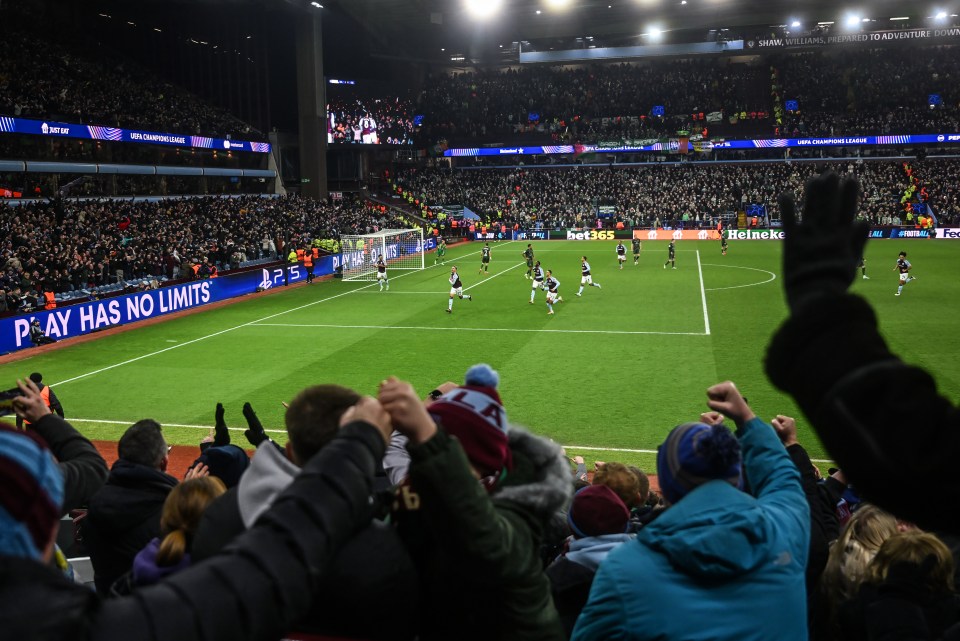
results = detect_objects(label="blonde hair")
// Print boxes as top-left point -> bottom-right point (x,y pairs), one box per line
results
866,532 -> 955,593
156,477 -> 226,567
821,504 -> 899,626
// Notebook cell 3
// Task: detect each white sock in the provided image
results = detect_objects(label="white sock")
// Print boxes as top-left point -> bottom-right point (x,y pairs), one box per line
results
448,299 -> 453,309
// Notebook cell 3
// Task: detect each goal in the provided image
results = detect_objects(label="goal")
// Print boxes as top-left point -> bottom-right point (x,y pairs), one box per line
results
340,228 -> 425,282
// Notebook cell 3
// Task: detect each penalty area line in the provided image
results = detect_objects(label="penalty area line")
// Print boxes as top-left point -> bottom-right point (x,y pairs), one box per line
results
249,322 -> 707,337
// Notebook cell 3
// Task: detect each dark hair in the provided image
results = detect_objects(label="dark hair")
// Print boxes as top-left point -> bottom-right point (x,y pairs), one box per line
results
29,373 -> 42,384
118,419 -> 167,468
285,385 -> 362,463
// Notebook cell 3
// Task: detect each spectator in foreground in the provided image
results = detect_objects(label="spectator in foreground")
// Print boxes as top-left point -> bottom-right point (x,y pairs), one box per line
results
572,382 -> 810,641
129,477 -> 226,588
192,388 -> 419,641
547,484 -> 634,638
766,170 -> 960,534
380,364 -> 572,641
12,377 -> 107,513
83,420 -> 179,596
0,396 -> 395,641
817,504 -> 900,640
839,531 -> 960,641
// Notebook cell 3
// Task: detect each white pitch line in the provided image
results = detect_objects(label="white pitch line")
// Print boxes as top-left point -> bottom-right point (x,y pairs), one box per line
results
563,444 -> 834,464
68,417 -> 834,463
702,263 -> 778,291
250,322 -> 706,337
696,250 -> 712,336
50,244 -> 508,388
463,261 -> 527,292
67,417 -> 286,434
51,267 -> 431,387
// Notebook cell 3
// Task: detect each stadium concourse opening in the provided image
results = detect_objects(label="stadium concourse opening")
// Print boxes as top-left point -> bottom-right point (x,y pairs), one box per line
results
2,1 -> 960,640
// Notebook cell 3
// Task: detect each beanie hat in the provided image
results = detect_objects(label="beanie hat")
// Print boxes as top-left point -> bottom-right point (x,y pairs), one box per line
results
0,425 -> 64,560
657,422 -> 742,505
568,485 -> 630,538
428,364 -> 513,487
192,444 -> 249,488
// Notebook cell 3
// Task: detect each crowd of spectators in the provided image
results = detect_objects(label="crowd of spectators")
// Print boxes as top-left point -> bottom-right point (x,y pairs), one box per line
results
397,158 -> 959,230
775,48 -> 960,137
4,168 -> 960,641
0,194 -> 411,309
0,29 -> 262,141
416,60 -> 768,144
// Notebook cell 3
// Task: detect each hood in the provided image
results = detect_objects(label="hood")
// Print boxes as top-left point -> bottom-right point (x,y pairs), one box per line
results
566,533 -> 635,572
638,480 -> 773,580
238,442 -> 299,528
493,426 -> 573,521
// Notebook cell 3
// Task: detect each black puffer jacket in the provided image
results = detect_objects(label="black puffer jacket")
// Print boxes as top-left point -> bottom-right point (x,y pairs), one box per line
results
0,420 -> 385,641
82,460 -> 178,595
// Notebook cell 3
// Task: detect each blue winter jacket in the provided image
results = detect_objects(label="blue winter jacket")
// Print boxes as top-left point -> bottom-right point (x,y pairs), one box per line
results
572,417 -> 810,641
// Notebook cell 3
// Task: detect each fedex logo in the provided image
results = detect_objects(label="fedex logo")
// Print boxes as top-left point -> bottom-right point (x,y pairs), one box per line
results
936,228 -> 960,239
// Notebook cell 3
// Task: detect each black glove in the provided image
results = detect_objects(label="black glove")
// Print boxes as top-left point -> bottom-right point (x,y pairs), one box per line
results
243,402 -> 268,447
213,402 -> 231,447
778,170 -> 869,312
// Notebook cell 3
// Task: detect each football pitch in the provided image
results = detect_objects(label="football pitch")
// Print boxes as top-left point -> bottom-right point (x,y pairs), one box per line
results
3,238 -> 959,473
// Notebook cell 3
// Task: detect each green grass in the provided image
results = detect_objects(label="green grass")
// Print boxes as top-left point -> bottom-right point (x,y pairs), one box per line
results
4,238 -> 960,474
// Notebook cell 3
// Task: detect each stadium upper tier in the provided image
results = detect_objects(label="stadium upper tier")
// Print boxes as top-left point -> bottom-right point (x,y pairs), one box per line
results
411,47 -> 960,146
0,29 -> 264,143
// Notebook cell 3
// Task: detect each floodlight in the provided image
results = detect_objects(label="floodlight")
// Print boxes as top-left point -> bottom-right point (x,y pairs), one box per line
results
935,10 -> 948,19
790,20 -> 801,27
845,14 -> 861,27
545,0 -> 572,9
466,0 -> 503,20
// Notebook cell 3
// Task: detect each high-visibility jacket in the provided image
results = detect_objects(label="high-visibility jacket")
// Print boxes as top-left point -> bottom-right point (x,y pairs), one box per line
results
44,291 -> 56,310
303,253 -> 313,267
312,247 -> 319,259
192,264 -> 200,276
287,251 -> 298,263
23,386 -> 51,427
296,249 -> 306,262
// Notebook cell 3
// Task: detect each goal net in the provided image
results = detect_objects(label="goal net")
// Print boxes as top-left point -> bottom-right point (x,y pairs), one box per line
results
340,228 -> 425,282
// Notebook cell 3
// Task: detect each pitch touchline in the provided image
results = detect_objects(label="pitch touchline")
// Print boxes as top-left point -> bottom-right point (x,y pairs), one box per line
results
49,246 -> 510,388
565,444 -> 833,464
68,417 -> 286,434
66,417 -> 833,464
249,322 -> 706,336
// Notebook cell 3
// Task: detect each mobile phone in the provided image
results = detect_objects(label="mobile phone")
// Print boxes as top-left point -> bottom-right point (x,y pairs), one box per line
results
0,388 -> 23,416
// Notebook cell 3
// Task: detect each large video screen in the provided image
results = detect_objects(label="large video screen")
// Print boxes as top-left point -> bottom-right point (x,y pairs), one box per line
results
326,79 -> 421,146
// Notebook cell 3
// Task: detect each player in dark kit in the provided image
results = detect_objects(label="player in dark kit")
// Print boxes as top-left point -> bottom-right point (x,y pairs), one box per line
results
616,241 -> 627,270
664,240 -> 677,269
721,236 -> 728,256
894,251 -> 915,296
632,238 -> 641,266
446,266 -> 473,313
858,256 -> 868,279
479,243 -> 492,274
522,244 -> 535,279
530,260 -> 545,304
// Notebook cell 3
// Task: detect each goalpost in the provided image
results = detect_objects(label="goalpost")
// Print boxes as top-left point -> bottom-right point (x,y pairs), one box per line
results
340,228 -> 425,282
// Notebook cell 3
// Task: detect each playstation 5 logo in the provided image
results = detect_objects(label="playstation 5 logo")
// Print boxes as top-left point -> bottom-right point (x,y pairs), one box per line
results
260,266 -> 302,289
